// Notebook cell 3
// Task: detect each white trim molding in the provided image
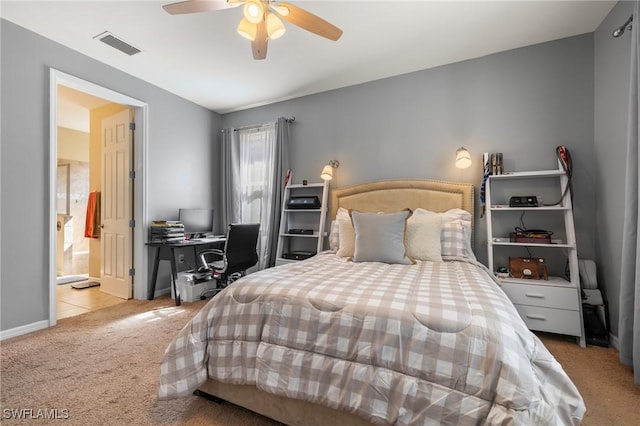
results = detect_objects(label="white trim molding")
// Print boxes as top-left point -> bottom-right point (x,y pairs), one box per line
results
0,320 -> 49,341
608,333 -> 620,350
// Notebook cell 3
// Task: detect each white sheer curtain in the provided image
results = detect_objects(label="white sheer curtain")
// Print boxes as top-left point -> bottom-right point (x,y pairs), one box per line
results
620,1 -> 640,385
220,119 -> 290,270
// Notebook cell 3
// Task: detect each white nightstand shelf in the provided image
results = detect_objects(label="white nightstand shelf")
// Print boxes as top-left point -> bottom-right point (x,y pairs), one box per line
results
489,170 -> 566,179
490,205 -> 571,211
497,275 -> 575,287
275,179 -> 329,267
492,241 -> 574,249
280,233 -> 328,238
486,161 -> 585,347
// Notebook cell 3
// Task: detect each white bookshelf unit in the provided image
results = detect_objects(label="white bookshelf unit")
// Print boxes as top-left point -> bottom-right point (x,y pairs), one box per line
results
485,163 -> 585,347
275,180 -> 329,266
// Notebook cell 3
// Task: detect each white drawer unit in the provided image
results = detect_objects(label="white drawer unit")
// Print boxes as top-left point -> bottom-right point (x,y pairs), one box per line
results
512,304 -> 583,336
486,160 -> 585,347
500,281 -> 579,311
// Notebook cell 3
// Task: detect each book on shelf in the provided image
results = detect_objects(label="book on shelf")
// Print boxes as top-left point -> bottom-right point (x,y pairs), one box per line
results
151,220 -> 184,227
149,220 -> 185,243
149,236 -> 185,244
150,233 -> 184,239
150,227 -> 184,234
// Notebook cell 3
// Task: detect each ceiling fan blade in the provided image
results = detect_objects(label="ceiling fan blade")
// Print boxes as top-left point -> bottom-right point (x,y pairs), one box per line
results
275,2 -> 342,41
162,0 -> 241,15
251,20 -> 268,60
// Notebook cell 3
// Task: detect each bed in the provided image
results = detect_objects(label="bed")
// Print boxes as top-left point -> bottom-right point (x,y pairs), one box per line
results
158,179 -> 585,425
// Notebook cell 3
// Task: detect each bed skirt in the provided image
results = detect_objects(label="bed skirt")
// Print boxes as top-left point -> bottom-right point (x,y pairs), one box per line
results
198,379 -> 375,426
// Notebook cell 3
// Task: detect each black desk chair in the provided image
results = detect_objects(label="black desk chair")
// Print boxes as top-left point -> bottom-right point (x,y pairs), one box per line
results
197,223 -> 260,298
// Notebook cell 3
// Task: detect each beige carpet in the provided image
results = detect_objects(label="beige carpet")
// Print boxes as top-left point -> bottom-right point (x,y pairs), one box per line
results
0,298 -> 280,426
536,332 -> 639,426
0,297 -> 637,425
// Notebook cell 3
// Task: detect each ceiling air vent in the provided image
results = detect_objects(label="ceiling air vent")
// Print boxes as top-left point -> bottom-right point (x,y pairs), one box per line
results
94,31 -> 141,56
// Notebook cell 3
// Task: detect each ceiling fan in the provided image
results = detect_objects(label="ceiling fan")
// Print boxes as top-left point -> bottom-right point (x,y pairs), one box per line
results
163,0 -> 343,60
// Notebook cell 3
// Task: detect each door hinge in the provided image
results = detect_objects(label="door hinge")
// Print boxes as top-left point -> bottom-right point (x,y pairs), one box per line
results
129,122 -> 136,131
129,170 -> 136,179
129,268 -> 135,277
129,219 -> 135,228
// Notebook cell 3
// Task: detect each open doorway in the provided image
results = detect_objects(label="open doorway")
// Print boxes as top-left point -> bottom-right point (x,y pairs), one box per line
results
49,69 -> 149,326
55,86 -> 128,318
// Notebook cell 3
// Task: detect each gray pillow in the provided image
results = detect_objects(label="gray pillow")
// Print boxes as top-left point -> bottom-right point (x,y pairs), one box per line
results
351,210 -> 413,264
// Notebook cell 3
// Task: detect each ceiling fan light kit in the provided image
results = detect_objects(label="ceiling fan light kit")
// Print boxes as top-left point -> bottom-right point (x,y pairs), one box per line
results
163,0 -> 343,60
266,12 -> 286,40
243,0 -> 264,24
237,17 -> 257,41
269,4 -> 289,17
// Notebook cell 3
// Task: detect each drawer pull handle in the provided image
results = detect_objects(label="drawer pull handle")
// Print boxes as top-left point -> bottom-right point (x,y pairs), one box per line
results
525,293 -> 545,299
526,314 -> 546,320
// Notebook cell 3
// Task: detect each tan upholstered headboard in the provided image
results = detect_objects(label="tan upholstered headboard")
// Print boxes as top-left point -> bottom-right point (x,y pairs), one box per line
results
330,179 -> 475,229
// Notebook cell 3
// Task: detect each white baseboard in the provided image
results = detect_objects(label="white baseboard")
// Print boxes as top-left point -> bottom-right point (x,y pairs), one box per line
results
154,288 -> 171,298
609,333 -> 620,350
0,320 -> 50,341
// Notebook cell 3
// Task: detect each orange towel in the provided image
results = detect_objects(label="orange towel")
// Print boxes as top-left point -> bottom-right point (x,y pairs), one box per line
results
84,191 -> 101,239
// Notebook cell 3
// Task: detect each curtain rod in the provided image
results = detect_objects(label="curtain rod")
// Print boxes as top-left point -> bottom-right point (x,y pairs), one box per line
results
223,116 -> 295,132
613,15 -> 633,38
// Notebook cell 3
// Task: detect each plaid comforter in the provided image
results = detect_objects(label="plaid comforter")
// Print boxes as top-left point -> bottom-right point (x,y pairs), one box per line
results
158,253 -> 585,425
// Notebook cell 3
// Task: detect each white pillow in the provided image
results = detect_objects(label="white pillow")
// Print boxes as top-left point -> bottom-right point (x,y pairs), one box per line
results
406,215 -> 443,262
336,207 -> 350,220
413,207 -> 471,222
328,220 -> 340,251
412,208 -> 475,259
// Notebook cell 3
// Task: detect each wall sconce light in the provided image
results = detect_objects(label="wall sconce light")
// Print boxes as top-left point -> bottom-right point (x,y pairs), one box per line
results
455,147 -> 472,169
320,160 -> 340,181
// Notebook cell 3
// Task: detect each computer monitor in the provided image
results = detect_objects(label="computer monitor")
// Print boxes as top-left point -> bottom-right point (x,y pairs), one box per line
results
178,208 -> 214,239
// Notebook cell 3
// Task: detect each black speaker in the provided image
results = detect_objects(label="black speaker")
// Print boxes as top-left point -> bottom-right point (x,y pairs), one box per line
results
582,303 -> 609,347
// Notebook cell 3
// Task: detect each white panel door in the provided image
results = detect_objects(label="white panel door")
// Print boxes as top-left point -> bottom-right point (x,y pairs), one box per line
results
101,109 -> 133,299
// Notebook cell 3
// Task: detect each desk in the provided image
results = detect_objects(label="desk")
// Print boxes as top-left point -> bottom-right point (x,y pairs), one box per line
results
146,237 -> 225,305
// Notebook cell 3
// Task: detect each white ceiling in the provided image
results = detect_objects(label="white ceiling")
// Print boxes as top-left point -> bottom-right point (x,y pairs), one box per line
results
1,1 -> 616,114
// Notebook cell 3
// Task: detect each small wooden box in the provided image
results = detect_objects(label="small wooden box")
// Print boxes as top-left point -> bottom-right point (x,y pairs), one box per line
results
509,257 -> 548,280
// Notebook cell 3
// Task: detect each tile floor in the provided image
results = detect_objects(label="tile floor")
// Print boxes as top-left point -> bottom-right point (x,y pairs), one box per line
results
56,281 -> 127,320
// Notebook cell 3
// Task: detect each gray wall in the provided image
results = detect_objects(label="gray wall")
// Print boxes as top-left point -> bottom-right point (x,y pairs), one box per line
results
222,34 -> 596,269
0,19 -> 221,332
2,16 -> 613,338
594,1 -> 635,339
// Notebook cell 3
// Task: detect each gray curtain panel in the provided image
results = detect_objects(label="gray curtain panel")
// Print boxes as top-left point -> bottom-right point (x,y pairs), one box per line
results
619,1 -> 640,385
267,117 -> 291,267
220,128 -> 239,232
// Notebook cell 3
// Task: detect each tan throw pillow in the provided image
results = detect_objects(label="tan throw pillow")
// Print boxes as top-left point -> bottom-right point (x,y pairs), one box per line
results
336,217 -> 355,258
406,215 -> 443,262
